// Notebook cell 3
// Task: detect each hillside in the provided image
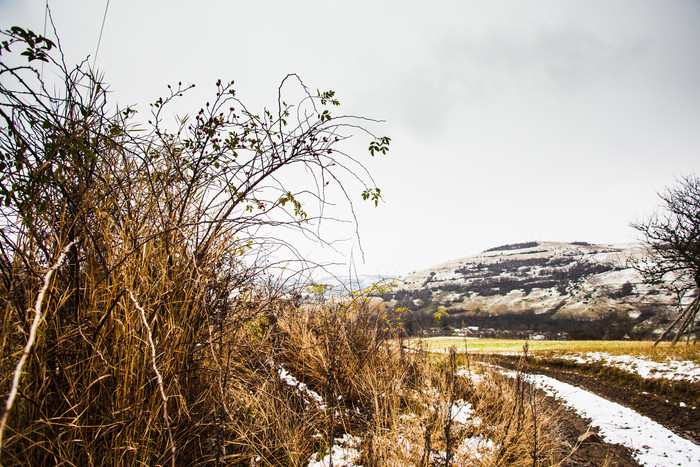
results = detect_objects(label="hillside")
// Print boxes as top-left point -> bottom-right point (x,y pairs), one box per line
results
382,241 -> 676,339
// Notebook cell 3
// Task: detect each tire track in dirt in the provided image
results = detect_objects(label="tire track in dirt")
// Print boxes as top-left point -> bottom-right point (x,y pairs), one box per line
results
536,392 -> 640,466
490,355 -> 699,445
479,354 -> 700,466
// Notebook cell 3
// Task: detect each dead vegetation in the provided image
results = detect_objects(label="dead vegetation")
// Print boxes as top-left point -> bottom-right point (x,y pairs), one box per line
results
186,292 -> 572,466
0,25 -> 588,466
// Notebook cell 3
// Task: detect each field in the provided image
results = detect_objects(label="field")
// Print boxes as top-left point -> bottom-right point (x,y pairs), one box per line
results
410,337 -> 700,364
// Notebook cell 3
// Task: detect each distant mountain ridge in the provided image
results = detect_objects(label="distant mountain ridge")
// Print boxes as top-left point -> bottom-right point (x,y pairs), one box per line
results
382,241 -> 674,339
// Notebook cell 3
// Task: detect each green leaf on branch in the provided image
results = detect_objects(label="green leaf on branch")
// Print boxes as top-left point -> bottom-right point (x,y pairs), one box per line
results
369,136 -> 391,156
5,26 -> 55,62
317,89 -> 340,106
278,191 -> 308,221
361,187 -> 382,207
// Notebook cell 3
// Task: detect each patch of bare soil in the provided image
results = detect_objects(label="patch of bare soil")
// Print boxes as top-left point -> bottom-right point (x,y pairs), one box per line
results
485,354 -> 700,452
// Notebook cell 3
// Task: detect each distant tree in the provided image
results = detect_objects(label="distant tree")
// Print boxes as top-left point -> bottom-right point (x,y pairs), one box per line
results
618,281 -> 634,297
632,175 -> 700,344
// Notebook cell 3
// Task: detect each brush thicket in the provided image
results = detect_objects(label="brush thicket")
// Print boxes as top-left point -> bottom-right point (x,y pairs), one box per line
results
1,27 -> 571,466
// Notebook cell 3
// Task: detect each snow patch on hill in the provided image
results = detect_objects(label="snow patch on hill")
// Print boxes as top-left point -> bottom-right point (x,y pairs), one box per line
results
384,242 -> 676,338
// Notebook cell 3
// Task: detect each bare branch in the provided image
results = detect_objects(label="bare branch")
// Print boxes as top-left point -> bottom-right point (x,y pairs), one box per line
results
632,174 -> 700,344
127,289 -> 176,467
0,239 -> 75,451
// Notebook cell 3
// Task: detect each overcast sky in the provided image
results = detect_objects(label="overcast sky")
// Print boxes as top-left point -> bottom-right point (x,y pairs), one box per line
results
2,0 -> 699,277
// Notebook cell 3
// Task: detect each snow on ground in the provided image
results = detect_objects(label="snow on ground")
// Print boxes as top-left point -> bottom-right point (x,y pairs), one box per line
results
305,397 -> 495,466
527,373 -> 700,467
450,399 -> 483,427
429,399 -> 497,466
452,435 -> 497,465
547,352 -> 700,384
307,434 -> 361,467
277,365 -> 326,409
473,348 -> 700,385
456,368 -> 486,384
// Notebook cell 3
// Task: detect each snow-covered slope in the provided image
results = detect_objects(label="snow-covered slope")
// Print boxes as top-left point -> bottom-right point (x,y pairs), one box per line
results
385,242 -> 675,338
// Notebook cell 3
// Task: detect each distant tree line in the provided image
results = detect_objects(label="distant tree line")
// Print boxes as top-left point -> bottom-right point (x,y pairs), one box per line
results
455,256 -> 576,277
485,242 -> 539,252
442,261 -> 615,297
386,288 -> 434,310
399,306 -> 659,340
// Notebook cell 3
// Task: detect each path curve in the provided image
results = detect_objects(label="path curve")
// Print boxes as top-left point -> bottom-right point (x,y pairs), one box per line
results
526,373 -> 700,467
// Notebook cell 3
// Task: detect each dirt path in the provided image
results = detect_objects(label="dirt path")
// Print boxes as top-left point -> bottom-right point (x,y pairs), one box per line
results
486,354 -> 700,446
528,365 -> 698,445
475,354 -> 700,466
536,391 -> 639,466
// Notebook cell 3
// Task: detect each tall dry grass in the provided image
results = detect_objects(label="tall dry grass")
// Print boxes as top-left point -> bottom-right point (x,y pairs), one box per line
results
0,31 -> 363,464
1,246 -> 571,466
236,296 -> 570,466
0,25 -> 574,466
0,144 -> 273,465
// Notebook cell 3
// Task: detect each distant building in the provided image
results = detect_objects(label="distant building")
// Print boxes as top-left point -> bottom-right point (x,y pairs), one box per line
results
453,326 -> 479,337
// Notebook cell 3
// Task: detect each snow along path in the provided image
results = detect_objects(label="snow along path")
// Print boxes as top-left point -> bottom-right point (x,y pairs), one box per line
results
526,373 -> 700,467
541,352 -> 700,384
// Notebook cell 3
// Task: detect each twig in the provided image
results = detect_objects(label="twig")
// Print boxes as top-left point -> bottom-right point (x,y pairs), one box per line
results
0,240 -> 76,452
127,289 -> 176,467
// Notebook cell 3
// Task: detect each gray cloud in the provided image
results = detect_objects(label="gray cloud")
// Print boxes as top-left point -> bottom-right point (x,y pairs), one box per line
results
2,0 -> 699,275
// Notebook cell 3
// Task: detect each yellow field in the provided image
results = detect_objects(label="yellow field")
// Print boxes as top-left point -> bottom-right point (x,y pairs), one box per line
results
407,337 -> 700,363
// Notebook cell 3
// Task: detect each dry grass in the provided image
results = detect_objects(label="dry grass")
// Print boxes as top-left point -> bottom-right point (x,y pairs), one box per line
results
1,262 -> 575,466
418,337 -> 700,364
2,268 -> 575,466
0,35 -> 577,465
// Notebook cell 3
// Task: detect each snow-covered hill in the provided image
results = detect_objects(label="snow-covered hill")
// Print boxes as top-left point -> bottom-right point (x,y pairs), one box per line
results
384,242 -> 675,339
